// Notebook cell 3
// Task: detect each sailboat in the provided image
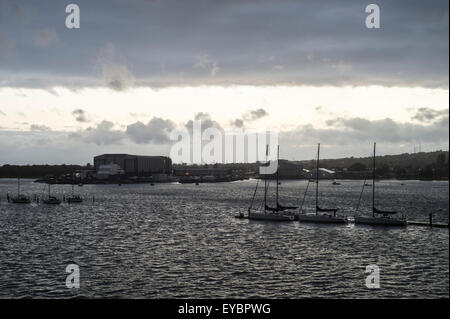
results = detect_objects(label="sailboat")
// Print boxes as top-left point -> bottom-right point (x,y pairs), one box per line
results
11,178 -> 31,204
67,184 -> 83,203
355,143 -> 407,226
247,145 -> 295,221
298,143 -> 348,224
264,146 -> 298,218
43,183 -> 61,205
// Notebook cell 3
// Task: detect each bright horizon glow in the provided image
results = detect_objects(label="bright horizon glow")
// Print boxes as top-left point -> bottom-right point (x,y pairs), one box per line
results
0,85 -> 448,132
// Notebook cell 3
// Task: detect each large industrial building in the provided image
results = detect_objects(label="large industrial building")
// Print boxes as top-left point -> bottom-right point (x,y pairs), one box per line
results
260,160 -> 304,179
94,154 -> 172,176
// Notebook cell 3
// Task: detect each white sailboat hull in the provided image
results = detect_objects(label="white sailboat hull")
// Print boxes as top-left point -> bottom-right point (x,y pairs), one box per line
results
355,216 -> 407,226
298,214 -> 348,224
248,212 -> 295,221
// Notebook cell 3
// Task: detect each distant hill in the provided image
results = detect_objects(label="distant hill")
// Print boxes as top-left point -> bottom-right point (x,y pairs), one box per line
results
175,150 -> 449,180
297,150 -> 449,180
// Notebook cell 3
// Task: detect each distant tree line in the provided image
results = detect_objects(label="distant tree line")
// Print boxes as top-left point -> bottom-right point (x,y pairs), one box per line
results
301,151 -> 448,180
1,150 -> 448,180
0,164 -> 91,178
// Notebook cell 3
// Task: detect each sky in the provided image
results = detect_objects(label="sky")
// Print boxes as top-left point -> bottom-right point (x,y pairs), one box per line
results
0,0 -> 448,164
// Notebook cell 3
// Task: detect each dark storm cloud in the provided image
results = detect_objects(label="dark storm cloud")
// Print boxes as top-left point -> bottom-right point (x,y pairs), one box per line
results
0,0 -> 448,89
126,117 -> 175,144
230,108 -> 268,128
72,108 -> 89,122
243,108 -> 269,121
230,118 -> 245,128
411,107 -> 448,122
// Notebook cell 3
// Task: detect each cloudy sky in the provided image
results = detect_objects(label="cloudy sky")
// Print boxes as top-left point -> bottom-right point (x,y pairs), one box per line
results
0,0 -> 448,164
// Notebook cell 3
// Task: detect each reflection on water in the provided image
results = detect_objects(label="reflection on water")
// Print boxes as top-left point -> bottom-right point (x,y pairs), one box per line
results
0,179 -> 448,298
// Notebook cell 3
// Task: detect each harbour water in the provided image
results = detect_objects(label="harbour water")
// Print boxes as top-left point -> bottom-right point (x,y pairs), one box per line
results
0,179 -> 448,298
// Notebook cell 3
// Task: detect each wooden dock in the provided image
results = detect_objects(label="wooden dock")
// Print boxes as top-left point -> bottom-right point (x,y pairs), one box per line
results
406,221 -> 449,228
236,215 -> 449,228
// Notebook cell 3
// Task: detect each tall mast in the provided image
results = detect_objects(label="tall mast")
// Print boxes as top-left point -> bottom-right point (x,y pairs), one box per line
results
264,144 -> 268,212
316,143 -> 320,215
372,142 -> 376,217
276,145 -> 279,206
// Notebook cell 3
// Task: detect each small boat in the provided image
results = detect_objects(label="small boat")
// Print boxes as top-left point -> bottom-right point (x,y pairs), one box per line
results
11,178 -> 31,204
354,143 -> 407,227
298,144 -> 348,224
43,184 -> 61,205
332,181 -> 341,185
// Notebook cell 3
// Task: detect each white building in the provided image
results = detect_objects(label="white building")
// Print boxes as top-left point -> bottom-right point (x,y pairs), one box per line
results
307,168 -> 336,179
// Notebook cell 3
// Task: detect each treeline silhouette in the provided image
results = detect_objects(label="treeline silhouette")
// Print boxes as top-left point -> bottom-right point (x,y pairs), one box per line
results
0,164 -> 90,178
0,151 -> 448,180
301,150 -> 449,179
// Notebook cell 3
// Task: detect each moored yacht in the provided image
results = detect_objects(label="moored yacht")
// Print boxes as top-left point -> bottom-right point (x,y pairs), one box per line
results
298,144 -> 348,224
12,194 -> 31,204
43,196 -> 62,205
11,178 -> 31,204
67,195 -> 83,203
354,143 -> 407,226
67,183 -> 83,203
247,145 -> 295,222
43,184 -> 61,205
